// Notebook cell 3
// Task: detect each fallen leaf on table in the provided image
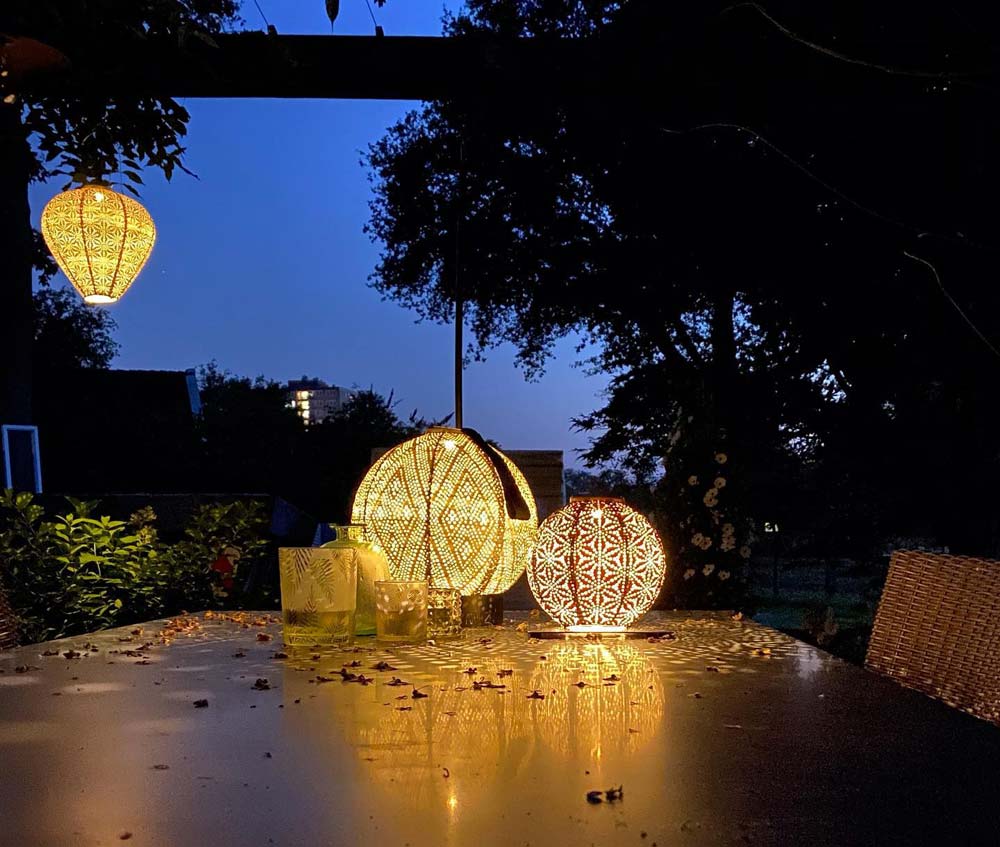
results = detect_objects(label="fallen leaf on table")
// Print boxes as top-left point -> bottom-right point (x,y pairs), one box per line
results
605,785 -> 624,802
386,676 -> 409,686
256,633 -> 272,642
41,650 -> 59,656
252,678 -> 271,691
462,667 -> 478,675
396,706 -> 412,711
372,661 -> 396,671
515,622 -> 529,633
272,652 -> 288,660
527,690 -> 546,700
193,699 -> 209,708
586,791 -> 604,804
231,652 -> 246,658
411,688 -> 428,699
572,681 -> 589,688
706,666 -> 720,673
603,674 -> 620,682
14,665 -> 40,673
497,668 -> 513,677
442,767 -> 450,778
347,660 -> 362,668
119,832 -> 133,841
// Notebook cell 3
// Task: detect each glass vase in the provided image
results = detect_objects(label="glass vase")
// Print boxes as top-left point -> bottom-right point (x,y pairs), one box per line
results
375,580 -> 428,644
321,524 -> 390,636
279,547 -> 357,646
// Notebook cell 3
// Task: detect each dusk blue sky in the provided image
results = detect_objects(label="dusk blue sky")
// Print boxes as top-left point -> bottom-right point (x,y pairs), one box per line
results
29,1 -> 608,467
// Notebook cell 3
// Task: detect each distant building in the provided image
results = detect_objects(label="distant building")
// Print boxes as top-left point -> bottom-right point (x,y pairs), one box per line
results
286,377 -> 356,426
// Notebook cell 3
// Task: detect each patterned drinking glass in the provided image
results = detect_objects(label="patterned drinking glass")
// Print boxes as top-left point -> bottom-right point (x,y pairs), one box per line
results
427,587 -> 462,638
279,547 -> 357,646
375,580 -> 428,643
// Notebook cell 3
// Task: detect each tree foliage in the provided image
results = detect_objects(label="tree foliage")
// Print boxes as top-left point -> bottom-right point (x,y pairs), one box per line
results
33,286 -> 119,372
6,0 -> 241,193
367,0 -> 1000,569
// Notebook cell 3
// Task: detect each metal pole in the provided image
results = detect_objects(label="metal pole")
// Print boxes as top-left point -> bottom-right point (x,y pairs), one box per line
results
453,138 -> 464,429
454,292 -> 463,429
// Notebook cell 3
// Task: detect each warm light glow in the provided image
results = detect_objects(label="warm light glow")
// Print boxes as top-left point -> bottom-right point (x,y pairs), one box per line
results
351,427 -> 537,595
40,184 -> 156,304
528,497 -> 667,629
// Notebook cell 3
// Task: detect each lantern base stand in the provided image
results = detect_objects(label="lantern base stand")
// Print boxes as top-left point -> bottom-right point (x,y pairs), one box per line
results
528,628 -> 673,640
461,593 -> 503,627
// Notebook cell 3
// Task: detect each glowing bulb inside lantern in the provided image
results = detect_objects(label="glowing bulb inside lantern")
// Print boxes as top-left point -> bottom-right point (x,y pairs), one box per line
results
591,508 -> 603,520
443,439 -> 456,451
93,191 -> 105,202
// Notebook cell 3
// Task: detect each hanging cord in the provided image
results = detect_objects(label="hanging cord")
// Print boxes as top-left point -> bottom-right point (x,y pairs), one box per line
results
660,122 -> 1000,364
903,251 -> 1000,362
363,0 -> 384,36
252,0 -> 272,31
660,122 -> 998,253
719,2 -> 991,85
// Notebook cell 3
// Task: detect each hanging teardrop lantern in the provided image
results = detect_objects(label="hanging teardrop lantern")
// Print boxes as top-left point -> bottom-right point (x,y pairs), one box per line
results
351,426 -> 538,596
40,184 -> 156,304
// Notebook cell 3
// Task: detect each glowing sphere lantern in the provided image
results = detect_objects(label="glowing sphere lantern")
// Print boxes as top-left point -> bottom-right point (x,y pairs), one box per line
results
40,185 -> 156,304
527,497 -> 667,632
351,427 -> 537,596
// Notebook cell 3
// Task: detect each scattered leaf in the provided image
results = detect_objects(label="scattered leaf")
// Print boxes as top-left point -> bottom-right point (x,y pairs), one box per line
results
411,688 -> 428,699
272,652 -> 289,660
232,652 -> 246,658
386,676 -> 409,686
442,767 -> 450,778
462,667 -> 478,675
256,633 -> 272,642
605,785 -> 624,802
527,690 -> 546,700
193,699 -> 209,708
586,791 -> 604,804
252,678 -> 271,691
497,668 -> 513,677
372,661 -> 396,671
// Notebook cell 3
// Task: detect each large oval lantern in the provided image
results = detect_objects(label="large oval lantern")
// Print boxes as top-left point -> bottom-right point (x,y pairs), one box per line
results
40,184 -> 156,304
351,427 -> 537,596
527,496 -> 667,631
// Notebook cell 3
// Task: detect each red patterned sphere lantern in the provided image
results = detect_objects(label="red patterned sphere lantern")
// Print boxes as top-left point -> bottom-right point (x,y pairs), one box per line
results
527,497 -> 667,632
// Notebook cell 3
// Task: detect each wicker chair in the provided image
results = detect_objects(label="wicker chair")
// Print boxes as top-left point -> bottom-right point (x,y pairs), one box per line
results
866,550 -> 1000,725
0,581 -> 17,650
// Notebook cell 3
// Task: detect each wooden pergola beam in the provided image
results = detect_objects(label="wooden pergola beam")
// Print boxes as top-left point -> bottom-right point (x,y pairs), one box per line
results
16,31 -> 921,105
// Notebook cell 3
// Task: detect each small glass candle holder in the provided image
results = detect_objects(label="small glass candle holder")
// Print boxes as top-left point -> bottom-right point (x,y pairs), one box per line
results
427,587 -> 462,638
279,547 -> 357,646
375,580 -> 428,643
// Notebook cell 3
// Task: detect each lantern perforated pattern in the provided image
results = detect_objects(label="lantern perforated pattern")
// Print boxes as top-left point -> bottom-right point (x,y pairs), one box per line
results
528,497 -> 666,630
40,185 -> 156,304
351,428 -> 537,596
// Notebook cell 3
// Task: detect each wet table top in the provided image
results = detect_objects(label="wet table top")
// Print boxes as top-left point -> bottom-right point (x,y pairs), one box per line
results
2,611 -> 999,846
